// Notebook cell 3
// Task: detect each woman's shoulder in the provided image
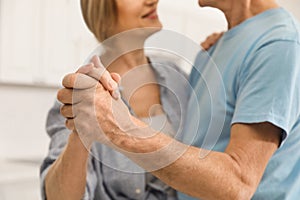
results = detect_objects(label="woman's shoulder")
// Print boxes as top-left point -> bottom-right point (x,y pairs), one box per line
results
146,50 -> 189,80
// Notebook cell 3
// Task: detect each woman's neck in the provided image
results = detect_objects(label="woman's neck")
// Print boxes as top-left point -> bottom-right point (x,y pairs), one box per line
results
99,34 -> 149,75
104,49 -> 149,76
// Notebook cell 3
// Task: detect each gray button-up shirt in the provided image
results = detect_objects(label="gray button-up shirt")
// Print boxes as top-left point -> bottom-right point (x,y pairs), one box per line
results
40,53 -> 190,200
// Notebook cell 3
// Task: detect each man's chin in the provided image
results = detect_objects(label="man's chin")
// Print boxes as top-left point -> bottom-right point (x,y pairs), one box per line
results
198,0 -> 203,7
198,0 -> 210,8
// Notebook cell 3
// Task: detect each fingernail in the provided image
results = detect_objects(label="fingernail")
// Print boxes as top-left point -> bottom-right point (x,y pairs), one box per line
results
112,90 -> 120,100
109,80 -> 118,90
108,80 -> 113,90
92,55 -> 101,68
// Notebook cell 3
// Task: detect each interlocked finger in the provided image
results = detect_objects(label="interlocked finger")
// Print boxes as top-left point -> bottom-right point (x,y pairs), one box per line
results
62,72 -> 98,90
65,118 -> 75,130
76,56 -> 120,99
110,72 -> 121,84
57,88 -> 79,104
91,55 -> 119,91
60,104 -> 75,118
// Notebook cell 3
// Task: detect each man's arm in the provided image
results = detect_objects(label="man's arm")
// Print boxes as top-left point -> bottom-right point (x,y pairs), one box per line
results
109,118 -> 281,200
154,123 -> 280,199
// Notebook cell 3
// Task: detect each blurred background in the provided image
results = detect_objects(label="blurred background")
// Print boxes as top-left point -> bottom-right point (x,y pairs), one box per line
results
0,0 -> 299,199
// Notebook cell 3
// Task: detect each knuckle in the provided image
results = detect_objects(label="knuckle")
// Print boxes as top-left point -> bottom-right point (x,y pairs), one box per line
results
65,120 -> 71,130
63,73 -> 78,88
60,105 -> 66,115
57,89 -> 64,101
70,74 -> 76,86
62,75 -> 68,85
61,105 -> 72,117
62,74 -> 71,86
66,119 -> 74,130
100,74 -> 110,85
97,82 -> 104,90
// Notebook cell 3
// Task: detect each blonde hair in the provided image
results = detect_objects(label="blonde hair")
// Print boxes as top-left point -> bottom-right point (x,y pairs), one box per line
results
80,0 -> 117,42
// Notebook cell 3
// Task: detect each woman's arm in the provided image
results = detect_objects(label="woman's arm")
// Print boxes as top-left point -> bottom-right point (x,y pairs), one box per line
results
45,132 -> 90,200
41,101 -> 92,200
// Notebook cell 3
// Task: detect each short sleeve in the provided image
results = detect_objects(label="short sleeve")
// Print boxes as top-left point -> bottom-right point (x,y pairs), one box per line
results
232,40 -> 300,143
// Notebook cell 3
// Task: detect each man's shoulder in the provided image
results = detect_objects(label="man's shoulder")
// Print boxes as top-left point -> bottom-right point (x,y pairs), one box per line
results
257,8 -> 300,45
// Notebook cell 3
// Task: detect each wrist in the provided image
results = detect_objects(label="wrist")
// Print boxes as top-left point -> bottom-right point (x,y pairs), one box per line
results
109,126 -> 187,172
67,131 -> 91,157
110,119 -> 163,153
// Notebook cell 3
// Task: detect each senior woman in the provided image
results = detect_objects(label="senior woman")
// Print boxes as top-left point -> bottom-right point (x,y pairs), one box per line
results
40,0 -> 221,199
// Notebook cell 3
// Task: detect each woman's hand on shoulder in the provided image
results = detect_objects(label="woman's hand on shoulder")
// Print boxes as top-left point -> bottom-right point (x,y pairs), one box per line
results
201,32 -> 224,51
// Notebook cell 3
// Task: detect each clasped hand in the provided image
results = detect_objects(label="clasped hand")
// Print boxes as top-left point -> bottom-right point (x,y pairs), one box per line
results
57,56 -> 146,149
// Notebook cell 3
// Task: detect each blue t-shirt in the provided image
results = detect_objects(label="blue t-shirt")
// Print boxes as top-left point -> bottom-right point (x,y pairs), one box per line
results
179,8 -> 300,200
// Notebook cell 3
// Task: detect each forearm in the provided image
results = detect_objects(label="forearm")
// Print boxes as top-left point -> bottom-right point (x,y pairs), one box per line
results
45,132 -> 90,200
152,143 -> 252,200
111,131 -> 253,200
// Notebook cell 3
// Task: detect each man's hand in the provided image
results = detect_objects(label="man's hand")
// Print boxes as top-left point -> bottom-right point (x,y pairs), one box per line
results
58,72 -> 125,148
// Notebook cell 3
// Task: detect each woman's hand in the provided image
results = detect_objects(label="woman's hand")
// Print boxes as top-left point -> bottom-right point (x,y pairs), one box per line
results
201,32 -> 224,51
76,56 -> 121,99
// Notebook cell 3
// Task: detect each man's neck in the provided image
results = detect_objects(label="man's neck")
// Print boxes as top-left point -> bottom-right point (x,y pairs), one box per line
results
220,0 -> 279,29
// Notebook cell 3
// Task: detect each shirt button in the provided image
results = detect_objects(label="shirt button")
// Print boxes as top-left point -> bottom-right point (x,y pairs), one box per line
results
135,188 -> 141,194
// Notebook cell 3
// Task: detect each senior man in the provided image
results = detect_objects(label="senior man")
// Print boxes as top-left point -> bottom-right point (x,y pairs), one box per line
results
58,0 -> 300,199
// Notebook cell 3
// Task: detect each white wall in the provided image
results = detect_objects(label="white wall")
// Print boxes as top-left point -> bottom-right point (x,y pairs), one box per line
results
158,0 -> 227,43
0,0 -> 98,87
277,0 -> 300,20
0,84 -> 57,159
0,84 -> 57,200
